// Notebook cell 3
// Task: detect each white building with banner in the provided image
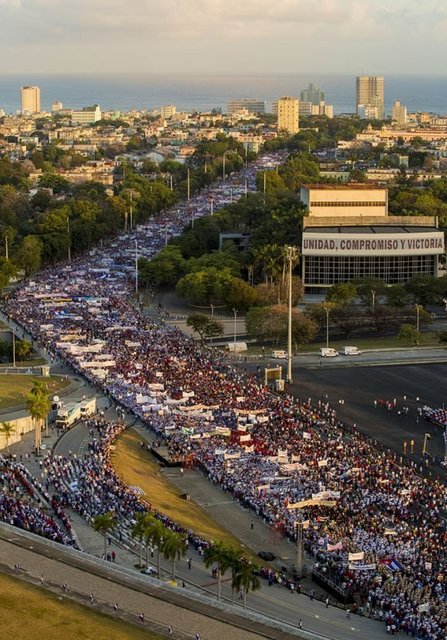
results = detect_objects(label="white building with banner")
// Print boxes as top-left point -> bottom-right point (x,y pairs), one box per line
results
300,185 -> 445,290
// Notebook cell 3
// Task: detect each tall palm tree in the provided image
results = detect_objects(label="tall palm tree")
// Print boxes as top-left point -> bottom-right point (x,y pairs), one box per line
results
232,560 -> 261,609
161,530 -> 187,581
131,512 -> 150,568
29,380 -> 51,438
204,541 -> 235,601
0,421 -> 15,455
143,515 -> 165,578
26,390 -> 47,455
92,511 -> 116,559
224,547 -> 242,604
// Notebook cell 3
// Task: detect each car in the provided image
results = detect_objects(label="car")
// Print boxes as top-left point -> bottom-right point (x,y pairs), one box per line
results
141,566 -> 157,576
258,551 -> 277,561
272,350 -> 287,359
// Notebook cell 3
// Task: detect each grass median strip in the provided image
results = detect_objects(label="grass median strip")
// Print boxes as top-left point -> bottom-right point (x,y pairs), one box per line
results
112,429 -> 255,555
0,573 -> 162,640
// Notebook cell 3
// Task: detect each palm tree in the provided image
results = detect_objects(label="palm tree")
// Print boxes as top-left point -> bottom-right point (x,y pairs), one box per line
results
29,380 -> 51,438
92,511 -> 116,559
143,515 -> 165,578
204,541 -> 234,601
224,547 -> 242,604
232,560 -> 261,609
26,389 -> 47,455
131,512 -> 150,568
0,421 -> 15,455
161,530 -> 187,582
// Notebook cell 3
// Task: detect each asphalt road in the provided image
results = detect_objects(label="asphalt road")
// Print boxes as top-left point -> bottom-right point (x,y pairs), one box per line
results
244,356 -> 447,478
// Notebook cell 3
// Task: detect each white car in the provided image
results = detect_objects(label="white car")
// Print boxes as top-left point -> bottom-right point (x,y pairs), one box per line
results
342,346 -> 362,356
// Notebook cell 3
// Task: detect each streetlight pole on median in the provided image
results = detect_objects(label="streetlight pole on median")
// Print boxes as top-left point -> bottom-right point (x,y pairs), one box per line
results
233,308 -> 237,350
135,240 -> 139,295
187,168 -> 191,201
324,305 -> 330,349
371,289 -> 376,313
286,246 -> 298,383
295,513 -> 304,577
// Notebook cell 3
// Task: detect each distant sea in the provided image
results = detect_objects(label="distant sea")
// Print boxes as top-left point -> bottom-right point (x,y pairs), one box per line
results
0,73 -> 447,116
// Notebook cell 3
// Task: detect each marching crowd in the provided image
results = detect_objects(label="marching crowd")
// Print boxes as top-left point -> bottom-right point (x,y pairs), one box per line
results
1,150 -> 446,639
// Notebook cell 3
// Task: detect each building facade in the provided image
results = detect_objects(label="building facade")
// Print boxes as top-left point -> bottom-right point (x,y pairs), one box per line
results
300,185 -> 444,289
277,97 -> 299,134
71,105 -> 102,125
161,104 -> 177,119
391,100 -> 407,126
227,99 -> 266,115
356,76 -> 384,120
21,86 -> 41,114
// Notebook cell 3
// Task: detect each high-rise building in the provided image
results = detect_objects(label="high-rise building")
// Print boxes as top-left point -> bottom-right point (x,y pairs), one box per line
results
160,104 -> 177,119
51,101 -> 64,112
356,76 -> 384,119
277,97 -> 299,134
391,100 -> 407,126
227,99 -> 266,114
300,83 -> 325,105
21,86 -> 41,114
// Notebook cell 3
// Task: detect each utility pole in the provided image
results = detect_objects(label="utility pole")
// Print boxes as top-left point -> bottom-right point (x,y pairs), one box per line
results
295,513 -> 304,577
187,168 -> 191,201
371,289 -> 376,313
135,240 -> 139,295
67,216 -> 71,263
244,178 -> 248,198
286,246 -> 298,383
233,308 -> 237,350
12,331 -> 16,367
324,306 -> 330,349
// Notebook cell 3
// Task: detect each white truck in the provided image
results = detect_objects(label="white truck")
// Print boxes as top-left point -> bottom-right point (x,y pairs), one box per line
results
341,346 -> 362,356
320,348 -> 339,357
56,397 -> 97,429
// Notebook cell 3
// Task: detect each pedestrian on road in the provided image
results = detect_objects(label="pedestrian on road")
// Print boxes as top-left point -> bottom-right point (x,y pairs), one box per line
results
188,558 -> 192,569
195,634 -> 201,640
325,596 -> 329,608
113,602 -> 118,612
89,593 -> 94,604
168,625 -> 173,635
139,613 -> 145,623
299,619 -> 303,629
346,608 -> 351,620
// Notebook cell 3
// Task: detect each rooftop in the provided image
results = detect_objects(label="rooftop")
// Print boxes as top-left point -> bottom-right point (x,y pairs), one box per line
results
303,226 -> 439,235
301,183 -> 385,190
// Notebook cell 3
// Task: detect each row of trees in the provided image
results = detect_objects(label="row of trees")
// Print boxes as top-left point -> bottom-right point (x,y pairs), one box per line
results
93,511 -> 261,606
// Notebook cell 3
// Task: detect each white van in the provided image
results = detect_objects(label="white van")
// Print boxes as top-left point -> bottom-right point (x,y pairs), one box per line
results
342,346 -> 362,356
320,348 -> 339,357
272,350 -> 287,359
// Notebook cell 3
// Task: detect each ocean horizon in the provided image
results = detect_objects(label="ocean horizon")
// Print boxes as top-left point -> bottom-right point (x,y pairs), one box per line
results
1,73 -> 447,116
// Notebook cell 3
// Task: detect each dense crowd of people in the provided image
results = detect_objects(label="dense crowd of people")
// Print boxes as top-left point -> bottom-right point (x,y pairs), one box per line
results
2,151 -> 446,638
0,458 -> 75,545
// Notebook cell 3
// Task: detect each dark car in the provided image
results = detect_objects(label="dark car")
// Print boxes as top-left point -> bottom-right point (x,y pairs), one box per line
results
258,551 -> 276,562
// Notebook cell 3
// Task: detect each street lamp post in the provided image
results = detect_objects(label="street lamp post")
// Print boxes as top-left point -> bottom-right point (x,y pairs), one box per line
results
324,306 -> 330,349
187,168 -> 191,201
135,240 -> 139,295
416,303 -> 421,334
286,246 -> 298,383
12,330 -> 16,368
66,216 -> 71,263
232,308 -> 237,350
295,513 -> 304,577
222,150 -> 231,182
371,289 -> 376,313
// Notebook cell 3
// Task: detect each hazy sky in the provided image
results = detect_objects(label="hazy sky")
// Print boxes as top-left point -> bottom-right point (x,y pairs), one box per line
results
0,0 -> 446,75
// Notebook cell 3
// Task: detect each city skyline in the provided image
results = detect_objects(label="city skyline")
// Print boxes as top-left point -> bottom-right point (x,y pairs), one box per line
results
0,1 -> 447,75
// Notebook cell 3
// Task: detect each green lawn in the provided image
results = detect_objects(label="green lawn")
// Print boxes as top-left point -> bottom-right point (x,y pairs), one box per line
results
0,574 -> 163,640
112,429 -> 257,559
0,375 -> 69,410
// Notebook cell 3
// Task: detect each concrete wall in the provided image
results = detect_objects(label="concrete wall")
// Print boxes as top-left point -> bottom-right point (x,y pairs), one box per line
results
0,415 -> 34,451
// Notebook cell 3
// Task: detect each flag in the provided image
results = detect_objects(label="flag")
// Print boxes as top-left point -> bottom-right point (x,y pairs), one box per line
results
327,542 -> 343,552
418,603 -> 430,613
